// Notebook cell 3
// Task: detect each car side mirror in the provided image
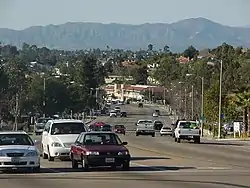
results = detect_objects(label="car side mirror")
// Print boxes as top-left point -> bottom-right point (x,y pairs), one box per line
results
122,141 -> 128,145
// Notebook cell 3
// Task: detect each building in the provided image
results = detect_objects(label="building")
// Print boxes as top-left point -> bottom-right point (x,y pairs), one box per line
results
104,75 -> 133,84
104,84 -> 164,101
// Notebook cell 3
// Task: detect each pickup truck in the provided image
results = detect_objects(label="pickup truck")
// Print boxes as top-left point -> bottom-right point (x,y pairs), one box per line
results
135,119 -> 155,137
174,120 -> 201,143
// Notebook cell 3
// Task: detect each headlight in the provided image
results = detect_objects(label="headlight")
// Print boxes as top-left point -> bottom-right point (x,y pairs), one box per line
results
26,151 -> 39,156
51,142 -> 62,147
118,151 -> 129,155
86,151 -> 99,155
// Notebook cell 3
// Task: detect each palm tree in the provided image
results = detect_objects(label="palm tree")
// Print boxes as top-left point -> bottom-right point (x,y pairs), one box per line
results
228,90 -> 250,134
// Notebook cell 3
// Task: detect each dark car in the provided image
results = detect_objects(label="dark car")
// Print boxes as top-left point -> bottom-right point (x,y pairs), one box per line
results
70,132 -> 130,171
138,103 -> 143,108
120,112 -> 127,117
114,125 -> 126,135
154,120 -> 163,130
101,124 -> 112,131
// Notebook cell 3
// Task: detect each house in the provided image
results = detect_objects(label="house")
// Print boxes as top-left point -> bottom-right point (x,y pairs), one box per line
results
177,56 -> 190,64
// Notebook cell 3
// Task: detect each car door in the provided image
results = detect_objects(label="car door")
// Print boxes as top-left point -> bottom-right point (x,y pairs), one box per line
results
42,121 -> 51,153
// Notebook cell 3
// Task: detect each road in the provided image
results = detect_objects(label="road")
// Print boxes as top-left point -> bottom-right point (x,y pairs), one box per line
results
1,104 -> 250,188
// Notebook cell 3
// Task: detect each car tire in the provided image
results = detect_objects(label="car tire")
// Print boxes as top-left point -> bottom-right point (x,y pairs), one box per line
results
122,162 -> 130,171
47,146 -> 55,161
81,156 -> 89,171
177,138 -> 181,143
194,137 -> 200,144
160,134 -> 162,136
71,154 -> 78,169
42,146 -> 48,159
136,133 -> 139,136
152,133 -> 155,137
174,137 -> 177,142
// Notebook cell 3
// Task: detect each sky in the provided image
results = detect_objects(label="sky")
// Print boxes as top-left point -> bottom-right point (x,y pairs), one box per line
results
0,0 -> 250,30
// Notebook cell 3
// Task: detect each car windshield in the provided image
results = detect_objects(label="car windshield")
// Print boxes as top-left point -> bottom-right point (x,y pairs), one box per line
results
179,122 -> 198,129
0,134 -> 34,146
138,120 -> 153,124
51,122 -> 86,135
37,118 -> 51,123
83,133 -> 122,145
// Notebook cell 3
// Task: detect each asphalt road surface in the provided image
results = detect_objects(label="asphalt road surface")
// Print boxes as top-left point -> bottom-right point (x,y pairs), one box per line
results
1,104 -> 250,188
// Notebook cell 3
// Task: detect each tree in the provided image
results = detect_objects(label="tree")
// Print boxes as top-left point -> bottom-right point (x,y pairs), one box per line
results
183,45 -> 198,59
148,44 -> 153,51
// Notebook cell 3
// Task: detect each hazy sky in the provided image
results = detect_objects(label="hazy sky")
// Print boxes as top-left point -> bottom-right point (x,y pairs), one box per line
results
1,0 -> 250,30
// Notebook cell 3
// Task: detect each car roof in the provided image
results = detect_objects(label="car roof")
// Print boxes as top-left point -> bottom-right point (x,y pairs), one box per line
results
48,119 -> 84,124
0,131 -> 28,135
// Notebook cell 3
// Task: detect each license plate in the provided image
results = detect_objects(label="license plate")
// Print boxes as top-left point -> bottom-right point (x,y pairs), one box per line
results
105,157 -> 115,163
11,157 -> 20,163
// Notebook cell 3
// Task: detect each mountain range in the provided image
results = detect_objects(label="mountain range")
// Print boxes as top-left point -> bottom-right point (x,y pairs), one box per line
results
0,17 -> 250,52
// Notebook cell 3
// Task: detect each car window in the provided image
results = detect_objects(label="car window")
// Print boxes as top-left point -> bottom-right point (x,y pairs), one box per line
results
51,122 -> 86,135
76,134 -> 83,143
83,133 -> 122,145
115,125 -> 124,128
0,134 -> 34,146
179,122 -> 197,129
138,120 -> 153,124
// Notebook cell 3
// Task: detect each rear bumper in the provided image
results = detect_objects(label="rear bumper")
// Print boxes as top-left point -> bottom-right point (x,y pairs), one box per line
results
136,130 -> 155,135
84,155 -> 130,166
179,135 -> 200,139
160,131 -> 172,135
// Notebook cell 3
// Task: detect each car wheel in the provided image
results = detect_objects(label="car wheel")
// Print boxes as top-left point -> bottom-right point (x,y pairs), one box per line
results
160,134 -> 162,136
81,156 -> 89,171
136,133 -> 139,136
177,138 -> 181,143
122,162 -> 130,171
174,137 -> 177,142
42,146 -> 48,159
152,133 -> 155,137
71,154 -> 78,169
47,146 -> 55,161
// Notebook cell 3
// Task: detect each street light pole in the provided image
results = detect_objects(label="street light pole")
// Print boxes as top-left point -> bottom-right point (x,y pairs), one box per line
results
218,60 -> 223,139
184,88 -> 187,119
43,77 -> 46,118
191,85 -> 194,120
201,77 -> 204,137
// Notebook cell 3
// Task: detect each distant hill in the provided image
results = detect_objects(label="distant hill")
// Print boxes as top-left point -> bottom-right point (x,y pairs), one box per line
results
0,17 -> 250,52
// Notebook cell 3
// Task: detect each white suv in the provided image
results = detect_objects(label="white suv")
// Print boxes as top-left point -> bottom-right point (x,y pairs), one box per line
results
41,119 -> 86,161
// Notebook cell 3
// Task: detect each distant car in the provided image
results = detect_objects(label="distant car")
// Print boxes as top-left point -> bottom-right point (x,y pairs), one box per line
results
35,118 -> 52,135
138,103 -> 143,108
114,125 -> 126,135
101,124 -> 112,132
70,132 -> 131,171
0,131 -> 40,172
114,106 -> 121,113
155,110 -> 160,115
94,122 -> 105,127
120,112 -> 127,117
41,119 -> 87,161
152,112 -> 159,117
109,110 -> 117,117
160,126 -> 172,136
135,119 -> 155,137
153,120 -> 163,130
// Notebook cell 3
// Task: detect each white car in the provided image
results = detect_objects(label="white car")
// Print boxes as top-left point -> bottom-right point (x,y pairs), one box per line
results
135,119 -> 155,137
0,131 -> 40,172
152,112 -> 159,117
41,119 -> 87,161
160,126 -> 172,136
109,110 -> 117,117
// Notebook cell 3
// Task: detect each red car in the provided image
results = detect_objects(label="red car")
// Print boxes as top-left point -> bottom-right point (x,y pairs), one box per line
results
70,132 -> 130,171
93,122 -> 105,127
114,125 -> 126,135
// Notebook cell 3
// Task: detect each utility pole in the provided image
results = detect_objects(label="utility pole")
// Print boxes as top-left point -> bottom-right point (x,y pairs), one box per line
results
218,60 -> 223,139
191,85 -> 194,120
201,77 -> 204,136
184,88 -> 187,119
43,77 -> 46,118
13,93 -> 19,131
163,88 -> 166,106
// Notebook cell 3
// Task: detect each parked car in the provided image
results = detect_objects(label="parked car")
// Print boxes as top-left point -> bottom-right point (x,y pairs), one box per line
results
70,132 -> 130,171
41,119 -> 86,161
35,118 -> 52,135
114,125 -> 126,135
